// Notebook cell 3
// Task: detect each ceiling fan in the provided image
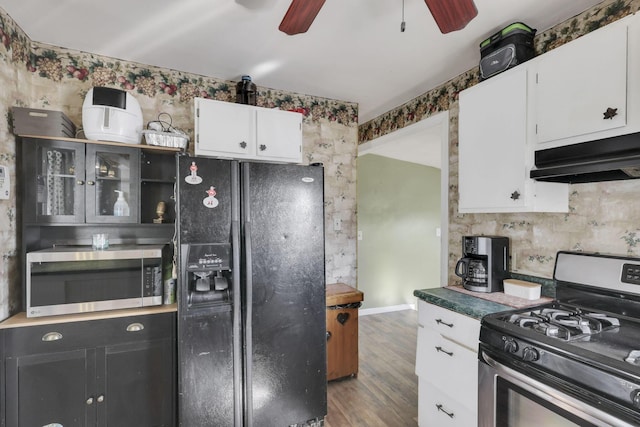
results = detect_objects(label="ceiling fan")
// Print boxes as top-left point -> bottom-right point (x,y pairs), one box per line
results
279,0 -> 478,35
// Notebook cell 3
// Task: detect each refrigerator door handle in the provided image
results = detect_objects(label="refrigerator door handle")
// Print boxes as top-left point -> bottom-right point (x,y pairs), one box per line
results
242,162 -> 254,427
231,162 -> 243,427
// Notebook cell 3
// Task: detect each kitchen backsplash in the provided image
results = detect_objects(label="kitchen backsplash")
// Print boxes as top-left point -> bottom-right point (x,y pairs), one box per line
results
0,7 -> 358,320
359,0 -> 640,283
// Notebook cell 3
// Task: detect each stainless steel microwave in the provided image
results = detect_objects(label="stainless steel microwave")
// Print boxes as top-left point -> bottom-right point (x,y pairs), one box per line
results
26,245 -> 166,318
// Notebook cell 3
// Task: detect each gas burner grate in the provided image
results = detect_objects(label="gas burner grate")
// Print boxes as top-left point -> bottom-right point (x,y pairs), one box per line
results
506,307 -> 620,341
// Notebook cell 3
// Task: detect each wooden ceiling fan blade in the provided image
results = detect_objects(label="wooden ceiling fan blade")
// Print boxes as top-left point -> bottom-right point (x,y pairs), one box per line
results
279,0 -> 326,35
424,0 -> 478,34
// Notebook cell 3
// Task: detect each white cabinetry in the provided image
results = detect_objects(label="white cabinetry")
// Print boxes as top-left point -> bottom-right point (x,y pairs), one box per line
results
415,300 -> 480,427
534,17 -> 630,147
194,98 -> 302,163
458,67 -> 568,213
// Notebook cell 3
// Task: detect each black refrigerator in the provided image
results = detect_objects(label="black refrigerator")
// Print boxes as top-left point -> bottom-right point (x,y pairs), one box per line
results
175,155 -> 327,426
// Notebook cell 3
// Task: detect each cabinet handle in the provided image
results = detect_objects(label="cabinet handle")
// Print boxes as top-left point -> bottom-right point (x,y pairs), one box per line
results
326,331 -> 332,341
435,318 -> 453,328
435,346 -> 454,357
76,180 -> 85,185
97,395 -> 105,403
42,332 -> 63,342
239,141 -> 247,149
86,181 -> 95,186
86,397 -> 94,405
603,107 -> 618,119
126,322 -> 145,332
259,144 -> 267,151
436,403 -> 455,418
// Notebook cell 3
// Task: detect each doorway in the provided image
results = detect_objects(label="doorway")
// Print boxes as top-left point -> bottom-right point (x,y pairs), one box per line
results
356,111 -> 449,314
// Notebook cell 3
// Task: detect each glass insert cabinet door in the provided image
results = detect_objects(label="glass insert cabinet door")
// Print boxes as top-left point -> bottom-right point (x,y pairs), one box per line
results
23,138 -> 139,224
24,139 -> 85,224
85,144 -> 139,223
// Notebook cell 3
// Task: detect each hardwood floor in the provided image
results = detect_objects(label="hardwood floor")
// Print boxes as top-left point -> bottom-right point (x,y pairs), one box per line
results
325,309 -> 418,427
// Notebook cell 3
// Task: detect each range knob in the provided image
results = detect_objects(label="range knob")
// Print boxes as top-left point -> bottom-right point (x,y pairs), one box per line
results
522,347 -> 540,362
503,338 -> 518,354
631,390 -> 640,409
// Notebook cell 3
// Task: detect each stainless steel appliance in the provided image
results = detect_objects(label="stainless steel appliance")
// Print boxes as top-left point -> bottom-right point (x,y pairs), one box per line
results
26,245 -> 165,317
479,251 -> 640,426
175,155 -> 326,426
456,236 -> 509,292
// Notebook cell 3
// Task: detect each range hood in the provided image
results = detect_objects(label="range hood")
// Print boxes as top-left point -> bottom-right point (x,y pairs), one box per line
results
530,132 -> 640,183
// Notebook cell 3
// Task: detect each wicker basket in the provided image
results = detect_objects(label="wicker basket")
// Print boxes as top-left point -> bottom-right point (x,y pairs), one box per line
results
142,129 -> 189,149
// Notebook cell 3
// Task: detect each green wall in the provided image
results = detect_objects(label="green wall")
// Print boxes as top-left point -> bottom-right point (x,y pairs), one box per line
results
357,154 -> 441,310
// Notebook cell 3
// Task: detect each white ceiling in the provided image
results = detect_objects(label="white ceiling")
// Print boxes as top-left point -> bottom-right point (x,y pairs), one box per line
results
2,0 -> 602,125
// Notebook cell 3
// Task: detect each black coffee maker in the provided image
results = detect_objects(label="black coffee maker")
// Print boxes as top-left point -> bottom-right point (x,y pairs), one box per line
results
455,236 -> 509,293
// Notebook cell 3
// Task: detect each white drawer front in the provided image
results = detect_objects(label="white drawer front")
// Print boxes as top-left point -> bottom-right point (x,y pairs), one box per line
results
416,327 -> 478,410
418,379 -> 476,427
418,300 -> 480,350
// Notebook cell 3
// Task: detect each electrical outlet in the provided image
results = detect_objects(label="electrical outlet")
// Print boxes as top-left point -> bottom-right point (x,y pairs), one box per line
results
333,217 -> 341,231
357,230 -> 363,241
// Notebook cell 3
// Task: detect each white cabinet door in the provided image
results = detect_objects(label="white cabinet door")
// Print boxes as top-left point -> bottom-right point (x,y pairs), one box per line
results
535,22 -> 628,145
458,67 -> 528,212
195,98 -> 303,163
195,98 -> 256,158
256,108 -> 302,163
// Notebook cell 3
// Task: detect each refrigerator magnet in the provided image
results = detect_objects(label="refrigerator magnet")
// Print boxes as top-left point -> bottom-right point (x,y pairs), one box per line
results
185,161 -> 203,184
203,186 -> 219,208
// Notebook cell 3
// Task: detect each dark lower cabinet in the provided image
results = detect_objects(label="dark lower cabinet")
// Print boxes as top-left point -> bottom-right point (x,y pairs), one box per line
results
1,312 -> 176,427
103,339 -> 174,426
8,348 -> 92,426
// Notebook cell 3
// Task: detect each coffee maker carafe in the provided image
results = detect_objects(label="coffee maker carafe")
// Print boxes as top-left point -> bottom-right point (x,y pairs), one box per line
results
456,236 -> 509,292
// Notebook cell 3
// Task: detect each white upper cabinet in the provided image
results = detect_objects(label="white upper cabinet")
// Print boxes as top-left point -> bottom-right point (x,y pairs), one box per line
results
534,21 -> 628,146
194,98 -> 302,163
459,67 -> 528,212
458,67 -> 568,213
531,12 -> 640,149
255,107 -> 303,162
457,13 -> 640,213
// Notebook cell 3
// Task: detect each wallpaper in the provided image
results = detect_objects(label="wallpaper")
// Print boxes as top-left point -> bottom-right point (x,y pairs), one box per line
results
0,8 -> 358,320
359,0 -> 640,284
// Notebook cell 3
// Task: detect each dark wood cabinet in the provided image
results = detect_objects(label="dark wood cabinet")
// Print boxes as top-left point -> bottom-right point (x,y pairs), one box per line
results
7,348 -> 92,427
20,136 -> 180,227
22,137 -> 140,224
9,135 -> 180,427
1,312 -> 176,427
18,136 -> 179,302
103,338 -> 175,426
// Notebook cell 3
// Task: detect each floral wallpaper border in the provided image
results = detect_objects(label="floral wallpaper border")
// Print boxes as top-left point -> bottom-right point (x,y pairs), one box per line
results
359,0 -> 637,143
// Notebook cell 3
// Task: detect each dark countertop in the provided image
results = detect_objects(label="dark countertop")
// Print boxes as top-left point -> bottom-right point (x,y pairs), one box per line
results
414,287 -> 514,320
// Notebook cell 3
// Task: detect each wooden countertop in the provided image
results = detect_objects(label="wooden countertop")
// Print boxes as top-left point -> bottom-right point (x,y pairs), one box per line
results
0,304 -> 177,329
326,283 -> 363,306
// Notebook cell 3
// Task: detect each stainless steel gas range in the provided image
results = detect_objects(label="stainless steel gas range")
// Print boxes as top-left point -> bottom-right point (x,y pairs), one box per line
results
479,251 -> 640,426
